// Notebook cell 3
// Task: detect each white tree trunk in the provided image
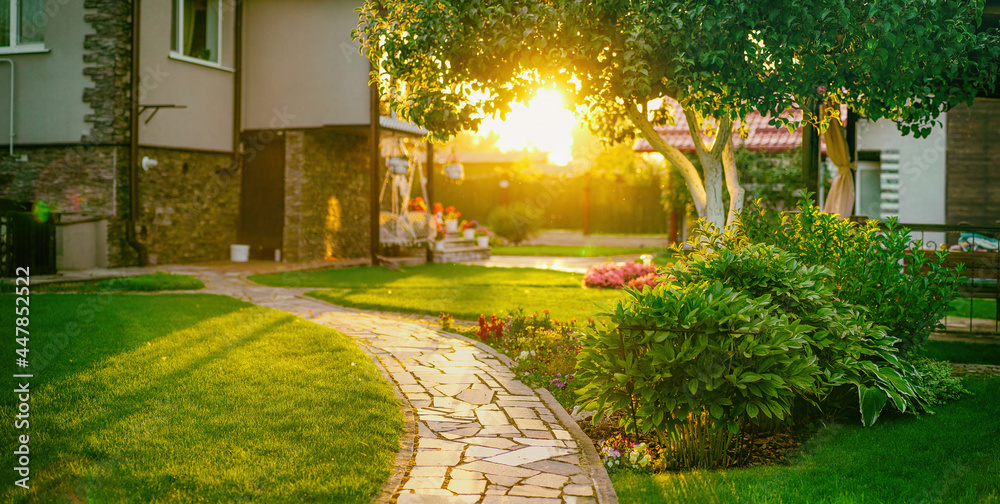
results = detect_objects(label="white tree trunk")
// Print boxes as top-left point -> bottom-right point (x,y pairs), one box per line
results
700,155 -> 726,229
626,106 -> 709,219
722,139 -> 745,227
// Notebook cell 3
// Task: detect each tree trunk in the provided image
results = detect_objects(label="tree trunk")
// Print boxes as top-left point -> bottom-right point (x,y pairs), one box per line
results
626,106 -> 708,219
722,138 -> 745,227
683,106 -> 731,229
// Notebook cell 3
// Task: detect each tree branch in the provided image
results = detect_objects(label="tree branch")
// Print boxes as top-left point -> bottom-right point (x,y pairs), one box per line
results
626,104 -> 708,217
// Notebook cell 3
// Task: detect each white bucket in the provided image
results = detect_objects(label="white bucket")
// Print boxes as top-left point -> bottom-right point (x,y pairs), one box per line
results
230,244 -> 250,262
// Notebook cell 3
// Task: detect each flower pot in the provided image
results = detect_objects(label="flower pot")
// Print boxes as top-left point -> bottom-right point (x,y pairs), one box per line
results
463,228 -> 476,239
476,236 -> 489,248
230,244 -> 250,262
445,219 -> 459,233
434,240 -> 446,252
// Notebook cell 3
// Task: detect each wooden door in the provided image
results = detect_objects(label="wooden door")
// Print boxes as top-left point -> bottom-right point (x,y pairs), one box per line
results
239,130 -> 284,260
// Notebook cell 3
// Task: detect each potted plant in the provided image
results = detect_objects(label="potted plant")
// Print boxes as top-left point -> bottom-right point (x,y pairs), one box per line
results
433,225 -> 448,251
461,220 -> 478,239
444,205 -> 461,233
475,228 -> 490,248
408,196 -> 427,213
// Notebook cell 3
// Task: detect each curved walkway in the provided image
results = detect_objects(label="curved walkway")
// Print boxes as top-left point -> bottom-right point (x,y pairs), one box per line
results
192,270 -> 617,504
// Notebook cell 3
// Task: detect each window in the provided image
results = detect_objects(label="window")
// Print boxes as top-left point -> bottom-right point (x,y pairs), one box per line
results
0,0 -> 45,49
171,0 -> 221,64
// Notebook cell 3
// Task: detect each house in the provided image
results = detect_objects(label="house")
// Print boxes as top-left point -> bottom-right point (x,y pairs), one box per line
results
0,0 -> 419,271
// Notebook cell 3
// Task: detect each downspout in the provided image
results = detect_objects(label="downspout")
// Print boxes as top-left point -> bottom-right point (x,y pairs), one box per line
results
0,59 -> 13,156
127,0 -> 148,265
232,0 -> 242,158
369,63 -> 381,265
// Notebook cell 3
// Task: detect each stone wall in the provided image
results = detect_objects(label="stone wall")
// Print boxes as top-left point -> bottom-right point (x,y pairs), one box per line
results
283,129 -> 371,262
137,147 -> 241,265
82,0 -> 132,145
0,144 -> 136,266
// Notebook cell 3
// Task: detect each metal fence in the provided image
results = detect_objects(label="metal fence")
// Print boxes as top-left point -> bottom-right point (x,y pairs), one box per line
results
902,223 -> 1000,337
0,212 -> 58,278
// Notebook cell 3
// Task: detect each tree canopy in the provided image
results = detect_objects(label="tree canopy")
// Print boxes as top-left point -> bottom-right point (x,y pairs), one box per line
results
356,0 -> 1000,226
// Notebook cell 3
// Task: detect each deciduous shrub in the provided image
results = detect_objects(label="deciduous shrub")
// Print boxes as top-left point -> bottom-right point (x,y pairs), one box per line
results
576,281 -> 822,468
671,240 -> 929,425
738,197 -> 962,354
487,202 -> 540,245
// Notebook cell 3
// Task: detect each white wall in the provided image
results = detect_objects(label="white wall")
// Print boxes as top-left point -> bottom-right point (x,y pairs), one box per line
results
242,0 -> 371,130
138,0 -> 236,152
0,1 -> 92,144
856,117 -> 948,226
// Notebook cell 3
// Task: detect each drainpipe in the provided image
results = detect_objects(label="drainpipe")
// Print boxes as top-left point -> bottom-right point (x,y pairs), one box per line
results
127,0 -> 148,265
232,0 -> 242,158
369,63 -> 381,265
0,59 -> 13,156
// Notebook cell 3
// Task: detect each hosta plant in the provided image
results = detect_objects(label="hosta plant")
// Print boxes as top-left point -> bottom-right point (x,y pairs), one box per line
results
670,240 -> 930,426
576,281 -> 822,468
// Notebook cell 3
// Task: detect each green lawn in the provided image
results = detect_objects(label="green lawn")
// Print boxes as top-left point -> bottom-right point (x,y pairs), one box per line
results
923,340 -> 1000,366
948,297 -> 997,320
491,245 -> 664,257
24,272 -> 205,294
1,294 -> 402,503
612,378 -> 1000,504
250,263 -> 624,321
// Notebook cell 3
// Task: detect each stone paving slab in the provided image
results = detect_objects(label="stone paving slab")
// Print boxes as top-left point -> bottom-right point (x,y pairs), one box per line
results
188,271 -> 616,504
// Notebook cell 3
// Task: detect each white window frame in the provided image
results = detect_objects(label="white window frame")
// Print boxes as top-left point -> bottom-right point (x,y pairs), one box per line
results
170,0 -> 227,69
0,0 -> 48,55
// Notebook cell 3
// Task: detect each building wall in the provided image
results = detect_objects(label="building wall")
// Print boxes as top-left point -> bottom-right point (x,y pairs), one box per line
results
137,147 -> 241,265
0,144 -> 136,267
0,0 -> 100,144
242,0 -> 370,130
137,0 -> 236,152
282,128 -> 370,262
856,116 -> 948,225
946,99 -> 1000,227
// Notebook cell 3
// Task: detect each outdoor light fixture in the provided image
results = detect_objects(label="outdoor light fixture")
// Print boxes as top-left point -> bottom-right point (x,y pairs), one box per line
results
386,136 -> 410,175
443,149 -> 464,182
499,180 -> 510,189
141,156 -> 158,171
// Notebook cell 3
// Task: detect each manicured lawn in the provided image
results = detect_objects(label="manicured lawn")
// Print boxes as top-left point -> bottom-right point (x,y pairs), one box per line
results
25,272 -> 205,294
491,245 -> 664,257
0,294 -> 402,504
948,297 -> 997,320
250,263 -> 624,321
923,340 -> 1000,366
612,378 -> 1000,504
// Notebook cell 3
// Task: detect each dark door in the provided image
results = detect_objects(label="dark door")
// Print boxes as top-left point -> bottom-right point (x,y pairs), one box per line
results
239,130 -> 284,260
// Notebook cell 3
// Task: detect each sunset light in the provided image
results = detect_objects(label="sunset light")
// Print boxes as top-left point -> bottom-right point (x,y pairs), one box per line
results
476,88 -> 577,166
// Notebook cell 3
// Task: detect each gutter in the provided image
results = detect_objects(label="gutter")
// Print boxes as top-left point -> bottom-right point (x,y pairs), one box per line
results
369,63 -> 381,265
127,0 -> 148,265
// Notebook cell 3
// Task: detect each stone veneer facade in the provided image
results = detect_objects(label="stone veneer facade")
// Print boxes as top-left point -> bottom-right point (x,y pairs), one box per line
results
137,147 -> 241,265
283,129 -> 371,262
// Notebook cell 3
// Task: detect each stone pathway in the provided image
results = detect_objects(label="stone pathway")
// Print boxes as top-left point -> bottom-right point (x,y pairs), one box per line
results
190,271 -> 616,504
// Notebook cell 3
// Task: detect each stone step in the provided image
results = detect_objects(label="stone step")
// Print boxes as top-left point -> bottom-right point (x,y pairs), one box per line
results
431,247 -> 491,263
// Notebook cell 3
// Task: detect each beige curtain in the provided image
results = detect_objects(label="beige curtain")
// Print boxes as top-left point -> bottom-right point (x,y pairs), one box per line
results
183,0 -> 197,57
822,107 -> 855,218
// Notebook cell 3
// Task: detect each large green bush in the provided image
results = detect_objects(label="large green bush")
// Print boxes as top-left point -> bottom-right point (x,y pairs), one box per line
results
738,198 -> 962,353
487,202 -> 540,245
576,237 -> 936,468
576,281 -> 821,468
671,240 -> 928,424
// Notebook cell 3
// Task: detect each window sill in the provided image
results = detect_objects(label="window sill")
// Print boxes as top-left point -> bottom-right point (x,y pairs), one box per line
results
0,45 -> 50,55
168,52 -> 234,72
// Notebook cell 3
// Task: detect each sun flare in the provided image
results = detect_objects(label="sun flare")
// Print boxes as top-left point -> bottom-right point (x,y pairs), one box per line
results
476,88 -> 576,166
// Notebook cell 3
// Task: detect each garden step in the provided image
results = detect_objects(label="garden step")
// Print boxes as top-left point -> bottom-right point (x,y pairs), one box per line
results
431,246 -> 491,263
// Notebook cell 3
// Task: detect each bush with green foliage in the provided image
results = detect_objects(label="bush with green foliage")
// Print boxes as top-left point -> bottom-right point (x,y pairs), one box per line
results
487,202 -> 540,245
576,281 -> 823,468
738,198 -> 962,354
671,237 -> 929,425
909,357 -> 969,406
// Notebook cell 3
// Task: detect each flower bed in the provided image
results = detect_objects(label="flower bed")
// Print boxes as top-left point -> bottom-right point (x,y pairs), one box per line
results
583,261 -> 661,289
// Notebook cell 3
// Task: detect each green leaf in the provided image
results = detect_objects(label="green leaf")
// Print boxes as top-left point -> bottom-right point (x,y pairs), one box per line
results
710,403 -> 723,419
859,385 -> 888,427
688,379 -> 699,395
746,402 -> 759,418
